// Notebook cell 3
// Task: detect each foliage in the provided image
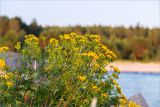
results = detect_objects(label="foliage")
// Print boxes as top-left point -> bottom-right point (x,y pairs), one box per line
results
0,33 -> 140,106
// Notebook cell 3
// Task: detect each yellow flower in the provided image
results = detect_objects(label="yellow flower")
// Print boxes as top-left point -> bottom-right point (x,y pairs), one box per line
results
90,35 -> 100,42
0,46 -> 9,52
78,36 -> 87,43
106,55 -> 112,59
25,34 -> 39,44
63,34 -> 71,40
101,44 -> 108,51
121,94 -> 127,101
128,101 -> 141,107
92,85 -> 100,92
93,63 -> 100,68
0,72 -> 13,80
78,75 -> 87,81
6,81 -> 13,87
82,52 -> 99,60
49,38 -> 58,46
4,74 -> 10,79
0,71 -> 5,78
116,85 -> 122,94
0,59 -> 5,68
100,68 -> 108,73
70,32 -> 77,36
112,73 -> 119,79
79,36 -> 85,40
120,95 -> 127,106
110,66 -> 120,73
15,42 -> 21,50
101,93 -> 108,98
120,98 -> 127,105
105,50 -> 117,59
113,80 -> 118,85
110,78 -> 118,85
99,53 -> 105,58
92,85 -> 97,89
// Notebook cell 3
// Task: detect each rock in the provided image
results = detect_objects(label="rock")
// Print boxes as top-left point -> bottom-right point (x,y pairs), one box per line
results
129,93 -> 149,107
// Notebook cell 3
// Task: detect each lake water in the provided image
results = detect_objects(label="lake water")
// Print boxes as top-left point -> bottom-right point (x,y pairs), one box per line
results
118,72 -> 160,107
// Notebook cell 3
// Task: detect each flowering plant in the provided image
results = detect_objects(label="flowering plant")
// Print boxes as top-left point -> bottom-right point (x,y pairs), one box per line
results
0,33 -> 140,107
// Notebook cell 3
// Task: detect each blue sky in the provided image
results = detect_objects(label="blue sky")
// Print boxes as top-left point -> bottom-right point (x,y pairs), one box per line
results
0,0 -> 159,28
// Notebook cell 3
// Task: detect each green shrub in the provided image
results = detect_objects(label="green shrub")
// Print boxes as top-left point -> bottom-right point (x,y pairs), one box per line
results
0,33 -> 140,107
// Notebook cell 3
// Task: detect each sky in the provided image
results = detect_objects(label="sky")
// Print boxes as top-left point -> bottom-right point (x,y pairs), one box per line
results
0,0 -> 160,28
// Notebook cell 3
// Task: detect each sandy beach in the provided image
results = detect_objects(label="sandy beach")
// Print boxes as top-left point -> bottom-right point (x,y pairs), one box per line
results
110,61 -> 160,73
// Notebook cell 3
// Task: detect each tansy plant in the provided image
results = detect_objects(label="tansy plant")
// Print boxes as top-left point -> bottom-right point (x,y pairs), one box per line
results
0,33 -> 140,107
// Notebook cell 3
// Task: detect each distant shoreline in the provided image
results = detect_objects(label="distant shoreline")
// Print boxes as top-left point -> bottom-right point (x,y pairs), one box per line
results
109,61 -> 160,73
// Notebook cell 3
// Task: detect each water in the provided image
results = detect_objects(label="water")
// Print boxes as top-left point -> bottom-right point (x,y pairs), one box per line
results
118,72 -> 160,107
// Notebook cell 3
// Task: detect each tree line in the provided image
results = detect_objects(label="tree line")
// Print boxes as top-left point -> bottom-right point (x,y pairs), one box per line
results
0,16 -> 160,61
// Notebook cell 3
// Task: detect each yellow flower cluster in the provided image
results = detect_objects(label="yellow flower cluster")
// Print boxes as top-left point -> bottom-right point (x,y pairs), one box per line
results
6,81 -> 13,87
82,52 -> 99,60
98,53 -> 105,58
59,34 -> 72,40
93,63 -> 100,69
105,50 -> 117,59
59,34 -> 77,44
64,34 -> 71,40
0,59 -> 5,68
101,93 -> 108,98
128,101 -> 141,107
0,72 -> 7,79
70,32 -> 77,36
25,34 -> 39,44
78,36 -> 87,43
0,70 -> 14,88
74,59 -> 81,65
92,85 -> 100,92
78,75 -> 87,82
49,38 -> 58,46
15,42 -> 21,50
100,68 -> 108,73
101,44 -> 108,51
0,46 -> 9,52
110,78 -> 118,85
116,85 -> 122,94
100,44 -> 117,60
110,65 -> 120,73
120,99 -> 127,105
0,72 -> 13,88
121,94 -> 127,100
90,35 -> 100,42
120,100 -> 141,107
0,72 -> 13,80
